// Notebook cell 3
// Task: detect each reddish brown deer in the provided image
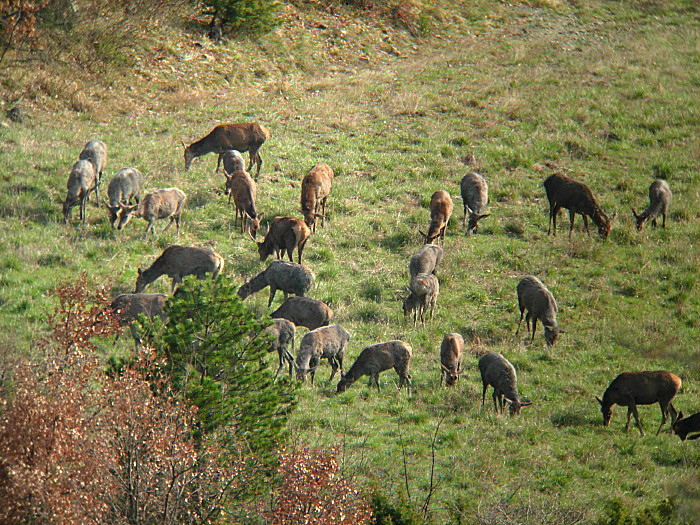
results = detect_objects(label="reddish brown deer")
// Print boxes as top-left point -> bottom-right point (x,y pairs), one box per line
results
300,163 -> 334,232
254,216 -> 311,264
419,190 -> 453,246
225,169 -> 263,238
183,123 -> 270,177
596,371 -> 681,436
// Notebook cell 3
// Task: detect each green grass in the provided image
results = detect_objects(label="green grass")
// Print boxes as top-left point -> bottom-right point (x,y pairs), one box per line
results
1,0 -> 699,523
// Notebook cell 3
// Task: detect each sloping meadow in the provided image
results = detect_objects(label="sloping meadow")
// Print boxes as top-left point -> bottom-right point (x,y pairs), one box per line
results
0,0 -> 698,522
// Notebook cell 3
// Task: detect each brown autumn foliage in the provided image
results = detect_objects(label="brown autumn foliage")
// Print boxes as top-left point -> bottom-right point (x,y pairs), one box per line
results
273,446 -> 372,525
0,0 -> 50,46
0,276 -> 241,524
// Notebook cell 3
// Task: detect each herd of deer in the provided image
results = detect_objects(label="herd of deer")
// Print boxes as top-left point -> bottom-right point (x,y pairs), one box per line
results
62,121 -> 696,441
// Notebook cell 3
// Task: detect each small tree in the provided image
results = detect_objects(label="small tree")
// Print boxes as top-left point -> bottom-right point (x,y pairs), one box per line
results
200,0 -> 282,36
157,275 -> 296,463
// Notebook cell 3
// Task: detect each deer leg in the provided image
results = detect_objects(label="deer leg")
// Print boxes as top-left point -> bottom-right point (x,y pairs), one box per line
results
530,317 -> 537,343
626,402 -> 644,436
144,219 -> 155,240
328,357 -> 338,382
568,210 -> 576,238
162,217 -> 175,233
297,238 -> 308,264
274,349 -> 285,382
492,391 -> 500,414
463,205 -> 468,227
661,214 -> 666,228
267,287 -> 277,307
582,215 -> 590,235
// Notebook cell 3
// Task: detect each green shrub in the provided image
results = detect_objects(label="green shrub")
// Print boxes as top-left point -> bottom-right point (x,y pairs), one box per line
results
200,0 -> 282,34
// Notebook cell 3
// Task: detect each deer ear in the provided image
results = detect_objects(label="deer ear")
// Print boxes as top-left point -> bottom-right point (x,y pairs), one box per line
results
677,411 -> 684,420
257,213 -> 264,221
180,140 -> 187,149
137,268 -> 143,276
595,396 -> 603,406
503,397 -> 514,405
520,402 -> 532,407
418,230 -> 429,240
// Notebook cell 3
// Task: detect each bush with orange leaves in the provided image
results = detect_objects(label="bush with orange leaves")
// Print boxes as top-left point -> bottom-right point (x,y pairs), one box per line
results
0,275 -> 241,524
273,446 -> 372,525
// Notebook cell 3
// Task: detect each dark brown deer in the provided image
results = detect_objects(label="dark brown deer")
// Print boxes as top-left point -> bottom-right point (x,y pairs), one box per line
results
544,173 -> 612,239
183,123 -> 270,177
596,371 -> 681,436
300,163 -> 334,232
419,190 -> 453,245
672,411 -> 700,441
254,216 -> 311,264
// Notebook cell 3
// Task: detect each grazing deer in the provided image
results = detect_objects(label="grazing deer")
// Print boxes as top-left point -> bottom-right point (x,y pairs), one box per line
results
479,352 -> 531,416
440,333 -> 464,387
420,190 -> 453,245
79,140 -> 107,202
62,159 -> 97,224
336,341 -> 412,394
515,275 -> 561,346
460,172 -> 490,235
544,173 -> 612,239
672,411 -> 700,441
116,188 -> 187,239
254,216 -> 311,264
183,123 -> 270,177
135,245 -> 225,293
300,163 -> 334,232
225,168 -> 263,238
632,179 -> 672,231
596,371 -> 681,436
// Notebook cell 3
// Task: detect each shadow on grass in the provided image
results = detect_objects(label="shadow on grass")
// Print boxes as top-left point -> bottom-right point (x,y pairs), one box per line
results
550,410 -> 598,428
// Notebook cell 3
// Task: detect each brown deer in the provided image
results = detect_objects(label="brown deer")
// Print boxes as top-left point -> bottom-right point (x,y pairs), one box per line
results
544,173 -> 612,239
135,245 -> 225,293
225,169 -> 263,238
115,187 -> 187,239
596,371 -> 681,436
419,190 -> 453,245
632,179 -> 672,230
254,216 -> 311,264
440,333 -> 464,387
672,411 -> 700,441
183,123 -> 270,177
300,163 -> 334,232
336,341 -> 412,394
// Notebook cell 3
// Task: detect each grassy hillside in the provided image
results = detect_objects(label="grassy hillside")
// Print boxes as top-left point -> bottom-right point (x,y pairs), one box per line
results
1,0 -> 699,523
